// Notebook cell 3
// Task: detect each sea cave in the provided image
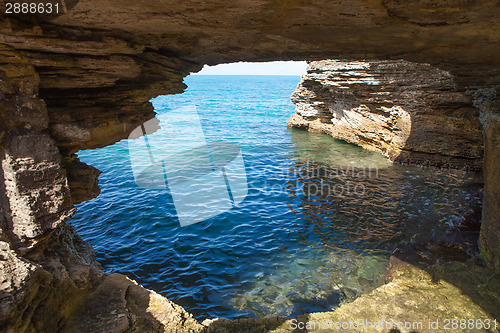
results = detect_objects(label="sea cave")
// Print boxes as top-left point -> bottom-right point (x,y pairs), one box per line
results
1,1 -> 500,332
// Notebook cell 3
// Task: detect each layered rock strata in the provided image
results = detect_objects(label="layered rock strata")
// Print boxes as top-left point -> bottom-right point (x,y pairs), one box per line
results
0,43 -> 201,332
0,44 -> 101,332
288,60 -> 484,170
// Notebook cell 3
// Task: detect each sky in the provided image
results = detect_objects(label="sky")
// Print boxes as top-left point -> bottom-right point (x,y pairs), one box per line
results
193,61 -> 308,75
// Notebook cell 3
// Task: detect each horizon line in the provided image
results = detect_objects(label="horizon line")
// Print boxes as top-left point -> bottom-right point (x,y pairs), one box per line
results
190,73 -> 303,76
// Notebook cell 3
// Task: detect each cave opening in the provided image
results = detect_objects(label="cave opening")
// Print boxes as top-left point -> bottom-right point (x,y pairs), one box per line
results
68,61 -> 484,321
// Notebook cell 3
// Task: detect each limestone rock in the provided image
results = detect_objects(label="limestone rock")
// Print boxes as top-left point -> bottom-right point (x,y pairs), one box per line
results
288,60 -> 484,170
0,45 -> 74,250
0,44 -> 103,332
0,224 -> 104,332
0,232 -> 52,332
63,273 -> 203,333
474,88 -> 500,270
63,155 -> 101,205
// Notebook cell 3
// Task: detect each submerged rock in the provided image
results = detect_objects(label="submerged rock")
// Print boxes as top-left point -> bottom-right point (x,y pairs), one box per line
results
204,252 -> 499,333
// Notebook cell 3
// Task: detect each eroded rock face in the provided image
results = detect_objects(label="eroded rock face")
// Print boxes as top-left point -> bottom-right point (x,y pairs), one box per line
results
288,60 -> 484,170
473,88 -> 500,270
0,41 -> 199,333
0,45 -> 74,250
0,222 -> 103,332
0,44 -> 103,332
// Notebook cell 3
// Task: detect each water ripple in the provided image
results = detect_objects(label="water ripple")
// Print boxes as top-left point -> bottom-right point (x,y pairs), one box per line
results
70,75 -> 482,320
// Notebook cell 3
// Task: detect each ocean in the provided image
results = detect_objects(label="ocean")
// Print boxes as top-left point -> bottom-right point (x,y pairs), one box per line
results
70,75 -> 482,320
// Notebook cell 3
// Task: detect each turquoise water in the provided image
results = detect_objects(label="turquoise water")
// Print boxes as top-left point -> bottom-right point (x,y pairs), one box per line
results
70,75 -> 482,320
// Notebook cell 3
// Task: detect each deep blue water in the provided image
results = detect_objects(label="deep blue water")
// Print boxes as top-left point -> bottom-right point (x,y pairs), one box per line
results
70,75 -> 482,320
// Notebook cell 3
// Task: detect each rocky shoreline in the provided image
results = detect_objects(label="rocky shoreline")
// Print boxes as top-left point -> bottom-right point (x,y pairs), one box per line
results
288,60 -> 484,171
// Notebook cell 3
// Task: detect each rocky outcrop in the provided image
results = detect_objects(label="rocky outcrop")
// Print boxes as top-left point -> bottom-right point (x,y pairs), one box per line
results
0,44 -> 203,332
63,155 -> 101,205
288,60 -> 484,170
1,0 -> 500,331
287,59 -> 500,271
0,222 -> 103,332
62,273 -> 202,333
0,44 -> 74,251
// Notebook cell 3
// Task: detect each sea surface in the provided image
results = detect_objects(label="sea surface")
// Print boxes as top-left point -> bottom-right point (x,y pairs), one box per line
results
70,75 -> 482,320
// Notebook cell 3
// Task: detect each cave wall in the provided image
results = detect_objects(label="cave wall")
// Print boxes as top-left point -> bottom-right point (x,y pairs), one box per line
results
483,111 -> 500,269
474,87 -> 500,269
0,45 -> 103,332
0,43 -> 200,333
0,0 -> 500,330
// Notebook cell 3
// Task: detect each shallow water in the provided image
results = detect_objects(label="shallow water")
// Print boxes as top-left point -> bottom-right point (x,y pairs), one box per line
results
70,75 -> 482,320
